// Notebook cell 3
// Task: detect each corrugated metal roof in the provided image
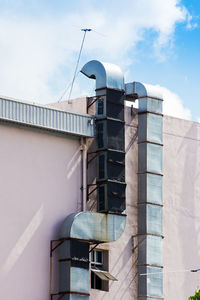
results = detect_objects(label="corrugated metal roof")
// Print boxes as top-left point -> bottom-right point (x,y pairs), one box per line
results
0,96 -> 95,137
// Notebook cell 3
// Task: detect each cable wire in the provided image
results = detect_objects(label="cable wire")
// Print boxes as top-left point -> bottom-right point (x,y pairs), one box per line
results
58,71 -> 79,102
67,28 -> 91,102
140,268 -> 200,276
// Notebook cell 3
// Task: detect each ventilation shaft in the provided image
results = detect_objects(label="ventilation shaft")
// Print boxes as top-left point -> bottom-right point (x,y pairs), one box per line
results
126,82 -> 163,299
58,62 -> 163,300
58,60 -> 126,300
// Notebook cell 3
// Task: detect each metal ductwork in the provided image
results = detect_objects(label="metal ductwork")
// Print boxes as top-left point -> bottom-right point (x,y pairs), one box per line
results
82,60 -> 126,214
58,60 -> 126,300
81,60 -> 124,91
125,81 -> 163,299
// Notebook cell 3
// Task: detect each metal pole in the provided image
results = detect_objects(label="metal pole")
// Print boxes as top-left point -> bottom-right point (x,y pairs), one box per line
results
68,29 -> 91,101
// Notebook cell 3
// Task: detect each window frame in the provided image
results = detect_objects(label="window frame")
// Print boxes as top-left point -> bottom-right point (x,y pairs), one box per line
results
90,249 -> 117,292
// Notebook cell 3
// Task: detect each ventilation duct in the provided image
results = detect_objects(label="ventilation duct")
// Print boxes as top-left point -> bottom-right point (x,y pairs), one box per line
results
125,81 -> 163,300
58,60 -> 126,300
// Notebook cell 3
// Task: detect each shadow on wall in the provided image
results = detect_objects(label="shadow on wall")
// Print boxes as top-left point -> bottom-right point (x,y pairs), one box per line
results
66,147 -> 81,180
1,204 -> 44,278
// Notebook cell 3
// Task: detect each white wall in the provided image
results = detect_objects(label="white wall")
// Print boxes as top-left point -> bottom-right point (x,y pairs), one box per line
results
0,124 -> 82,300
163,116 -> 200,299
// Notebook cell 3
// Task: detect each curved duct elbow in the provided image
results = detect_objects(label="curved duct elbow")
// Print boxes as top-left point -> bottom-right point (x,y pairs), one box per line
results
60,212 -> 126,242
125,81 -> 163,100
81,60 -> 124,91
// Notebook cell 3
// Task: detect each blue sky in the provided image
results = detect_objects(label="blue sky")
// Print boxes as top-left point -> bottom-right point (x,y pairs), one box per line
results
0,0 -> 199,120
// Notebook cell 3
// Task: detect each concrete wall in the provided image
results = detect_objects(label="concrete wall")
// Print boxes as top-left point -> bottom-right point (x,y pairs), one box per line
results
47,97 -> 88,115
163,116 -> 200,299
0,124 -> 82,300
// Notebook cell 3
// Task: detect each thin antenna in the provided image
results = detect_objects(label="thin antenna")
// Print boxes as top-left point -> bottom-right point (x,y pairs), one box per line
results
67,28 -> 92,101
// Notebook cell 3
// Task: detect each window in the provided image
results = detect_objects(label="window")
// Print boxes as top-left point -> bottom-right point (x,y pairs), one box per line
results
91,249 -> 117,291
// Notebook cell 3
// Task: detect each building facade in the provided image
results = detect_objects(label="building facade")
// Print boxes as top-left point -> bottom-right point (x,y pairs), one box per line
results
0,60 -> 200,300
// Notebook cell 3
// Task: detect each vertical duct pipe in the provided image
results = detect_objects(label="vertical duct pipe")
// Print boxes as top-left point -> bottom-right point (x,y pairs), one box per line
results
125,82 -> 164,299
82,61 -> 126,214
58,60 -> 126,300
81,137 -> 87,212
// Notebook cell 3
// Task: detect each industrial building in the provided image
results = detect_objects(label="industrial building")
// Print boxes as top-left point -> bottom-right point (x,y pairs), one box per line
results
0,60 -> 199,300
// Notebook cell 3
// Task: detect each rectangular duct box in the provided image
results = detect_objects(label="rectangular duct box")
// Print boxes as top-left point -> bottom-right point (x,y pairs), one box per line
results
107,101 -> 124,121
138,204 -> 162,235
138,143 -> 162,174
96,119 -> 125,151
138,113 -> 163,144
138,173 -> 162,205
98,181 -> 126,213
138,235 -> 163,267
96,96 -> 124,121
97,150 -> 125,182
139,97 -> 163,114
106,89 -> 124,105
138,265 -> 163,298
59,240 -> 89,268
59,240 -> 90,295
59,263 -> 90,294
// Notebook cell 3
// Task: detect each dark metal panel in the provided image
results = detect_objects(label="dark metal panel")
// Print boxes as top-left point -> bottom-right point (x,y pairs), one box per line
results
98,181 -> 126,213
97,150 -> 125,182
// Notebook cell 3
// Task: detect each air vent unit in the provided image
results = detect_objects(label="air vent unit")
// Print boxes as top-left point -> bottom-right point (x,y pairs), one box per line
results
97,150 -> 125,182
98,181 -> 126,213
95,88 -> 126,214
96,119 -> 125,151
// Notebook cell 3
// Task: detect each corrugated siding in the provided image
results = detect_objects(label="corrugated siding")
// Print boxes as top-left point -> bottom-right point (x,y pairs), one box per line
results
0,98 -> 94,137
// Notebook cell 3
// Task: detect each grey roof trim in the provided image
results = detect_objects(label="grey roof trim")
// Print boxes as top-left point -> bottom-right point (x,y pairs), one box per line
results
0,96 -> 95,137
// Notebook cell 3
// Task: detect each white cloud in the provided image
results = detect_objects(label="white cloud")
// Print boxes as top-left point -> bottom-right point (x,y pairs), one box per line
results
186,14 -> 198,30
156,85 -> 191,120
0,0 -> 192,104
127,84 -> 191,120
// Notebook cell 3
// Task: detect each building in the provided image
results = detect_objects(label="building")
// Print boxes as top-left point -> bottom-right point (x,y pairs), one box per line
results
0,60 -> 200,300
